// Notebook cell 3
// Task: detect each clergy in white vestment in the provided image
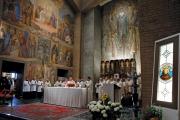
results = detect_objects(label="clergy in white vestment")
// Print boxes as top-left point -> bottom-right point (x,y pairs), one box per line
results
23,79 -> 30,99
95,78 -> 103,99
79,80 -> 86,88
30,79 -> 37,98
86,76 -> 93,102
44,80 -> 51,87
37,79 -> 43,98
54,80 -> 62,87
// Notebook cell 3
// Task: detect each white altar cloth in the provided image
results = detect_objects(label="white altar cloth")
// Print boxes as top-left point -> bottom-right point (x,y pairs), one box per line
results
44,87 -> 87,108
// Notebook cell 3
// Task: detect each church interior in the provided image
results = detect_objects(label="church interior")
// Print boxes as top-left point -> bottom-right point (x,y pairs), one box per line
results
0,0 -> 180,120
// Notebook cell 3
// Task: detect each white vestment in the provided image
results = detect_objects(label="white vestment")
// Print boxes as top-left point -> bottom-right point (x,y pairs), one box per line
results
23,80 -> 30,92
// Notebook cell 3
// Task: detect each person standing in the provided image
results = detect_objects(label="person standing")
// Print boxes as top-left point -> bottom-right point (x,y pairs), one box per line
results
30,79 -> 37,99
23,79 -> 30,99
37,79 -> 43,98
86,76 -> 93,102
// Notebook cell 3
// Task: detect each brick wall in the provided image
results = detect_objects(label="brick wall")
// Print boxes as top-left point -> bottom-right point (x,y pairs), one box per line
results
138,0 -> 180,107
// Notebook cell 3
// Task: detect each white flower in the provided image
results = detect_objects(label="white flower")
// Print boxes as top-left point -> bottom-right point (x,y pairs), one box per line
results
114,107 -> 119,111
108,101 -> 112,105
97,104 -> 104,109
119,105 -> 122,108
97,100 -> 102,104
105,106 -> 110,110
103,113 -> 108,118
90,101 -> 97,105
96,109 -> 100,112
89,104 -> 94,109
101,110 -> 106,114
116,118 -> 120,120
111,102 -> 116,107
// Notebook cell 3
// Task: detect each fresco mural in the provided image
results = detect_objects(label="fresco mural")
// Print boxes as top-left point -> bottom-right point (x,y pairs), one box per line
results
26,63 -> 44,80
102,0 -> 141,73
36,38 -> 51,64
2,0 -> 74,45
0,22 -> 11,55
44,64 -> 56,82
0,0 -> 74,81
51,41 -> 59,64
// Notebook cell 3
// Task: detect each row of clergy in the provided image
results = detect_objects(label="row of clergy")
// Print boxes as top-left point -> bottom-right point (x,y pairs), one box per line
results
95,78 -> 134,94
23,77 -> 93,92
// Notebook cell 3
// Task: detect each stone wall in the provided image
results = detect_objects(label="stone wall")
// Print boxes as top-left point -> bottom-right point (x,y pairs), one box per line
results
138,0 -> 180,107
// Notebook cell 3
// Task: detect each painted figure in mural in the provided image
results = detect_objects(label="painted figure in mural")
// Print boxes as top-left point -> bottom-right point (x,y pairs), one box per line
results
65,51 -> 72,67
51,44 -> 58,64
29,34 -> 37,58
61,16 -> 73,44
58,47 -> 64,64
37,39 -> 50,64
22,1 -> 33,25
0,26 -> 11,55
18,31 -> 29,58
3,0 -> 21,22
10,28 -> 19,56
50,12 -> 57,29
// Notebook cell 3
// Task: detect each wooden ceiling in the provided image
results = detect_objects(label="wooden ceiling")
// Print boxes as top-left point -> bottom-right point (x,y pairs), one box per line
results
66,0 -> 112,13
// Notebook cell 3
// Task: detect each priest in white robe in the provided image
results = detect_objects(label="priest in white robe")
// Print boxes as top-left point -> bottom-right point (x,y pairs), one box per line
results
86,77 -> 93,103
23,79 -> 30,99
30,79 -> 37,98
37,79 -> 43,98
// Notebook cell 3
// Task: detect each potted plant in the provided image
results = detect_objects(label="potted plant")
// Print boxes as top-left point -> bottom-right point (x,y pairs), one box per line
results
144,106 -> 162,120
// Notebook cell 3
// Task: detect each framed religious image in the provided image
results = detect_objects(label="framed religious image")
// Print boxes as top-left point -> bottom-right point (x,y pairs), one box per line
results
152,34 -> 180,109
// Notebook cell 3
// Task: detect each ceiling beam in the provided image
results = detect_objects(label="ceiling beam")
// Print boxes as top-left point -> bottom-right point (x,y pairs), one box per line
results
65,0 -> 80,14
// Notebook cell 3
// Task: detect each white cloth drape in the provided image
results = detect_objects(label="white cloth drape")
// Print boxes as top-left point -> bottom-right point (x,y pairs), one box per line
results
43,87 -> 87,108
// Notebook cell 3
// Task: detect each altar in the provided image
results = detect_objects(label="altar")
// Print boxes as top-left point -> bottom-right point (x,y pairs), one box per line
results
43,87 -> 87,108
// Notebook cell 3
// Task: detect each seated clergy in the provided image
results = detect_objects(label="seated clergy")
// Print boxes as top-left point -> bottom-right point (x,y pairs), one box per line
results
65,77 -> 76,87
37,79 -> 43,98
30,79 -> 37,98
79,79 -> 86,88
44,80 -> 51,87
23,79 -> 30,99
54,79 -> 62,87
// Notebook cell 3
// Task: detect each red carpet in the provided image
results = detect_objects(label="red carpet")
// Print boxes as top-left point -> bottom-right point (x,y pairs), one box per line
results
0,103 -> 88,120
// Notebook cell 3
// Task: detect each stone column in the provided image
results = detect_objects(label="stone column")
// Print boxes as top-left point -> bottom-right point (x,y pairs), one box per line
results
73,13 -> 82,80
81,7 -> 101,84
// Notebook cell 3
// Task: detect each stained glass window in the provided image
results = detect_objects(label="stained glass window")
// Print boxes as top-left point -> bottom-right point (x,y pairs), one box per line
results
157,43 -> 173,102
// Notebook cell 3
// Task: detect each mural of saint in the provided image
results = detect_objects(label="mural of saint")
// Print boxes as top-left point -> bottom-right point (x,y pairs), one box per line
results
2,0 -> 21,22
37,38 -> 51,64
10,28 -> 19,56
51,44 -> 59,64
18,31 -> 30,58
29,34 -> 37,58
65,51 -> 72,67
0,25 -> 11,55
22,0 -> 33,26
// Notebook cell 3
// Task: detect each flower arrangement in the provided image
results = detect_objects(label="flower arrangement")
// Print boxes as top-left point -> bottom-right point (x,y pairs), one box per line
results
100,93 -> 110,105
143,106 -> 162,120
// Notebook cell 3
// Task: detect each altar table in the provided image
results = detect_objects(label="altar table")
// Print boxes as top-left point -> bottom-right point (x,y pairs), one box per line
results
44,87 -> 87,108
